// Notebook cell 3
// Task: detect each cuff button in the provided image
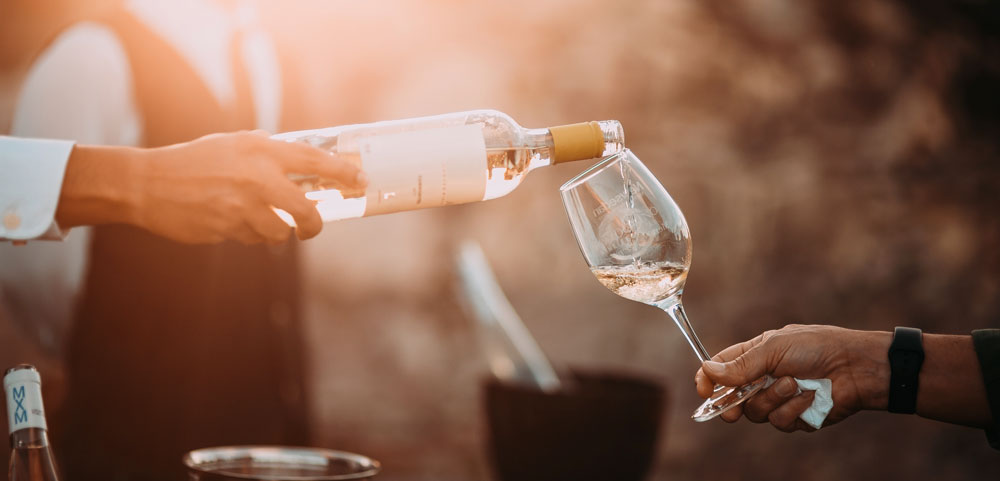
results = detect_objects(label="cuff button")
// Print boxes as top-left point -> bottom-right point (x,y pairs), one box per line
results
3,211 -> 21,230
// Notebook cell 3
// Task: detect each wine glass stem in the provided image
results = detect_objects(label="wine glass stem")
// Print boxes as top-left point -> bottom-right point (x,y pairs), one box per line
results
656,299 -> 712,362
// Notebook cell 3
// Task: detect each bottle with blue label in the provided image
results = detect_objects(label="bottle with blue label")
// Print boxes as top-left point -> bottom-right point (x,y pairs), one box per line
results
5,365 -> 59,481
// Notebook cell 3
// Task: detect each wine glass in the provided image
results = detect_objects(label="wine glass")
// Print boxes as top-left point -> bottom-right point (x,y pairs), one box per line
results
559,148 -> 769,422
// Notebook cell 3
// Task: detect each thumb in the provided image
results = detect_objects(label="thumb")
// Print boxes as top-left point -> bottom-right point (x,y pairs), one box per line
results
702,347 -> 771,387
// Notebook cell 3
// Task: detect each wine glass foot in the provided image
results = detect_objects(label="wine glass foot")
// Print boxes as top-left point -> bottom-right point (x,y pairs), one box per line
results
691,376 -> 769,422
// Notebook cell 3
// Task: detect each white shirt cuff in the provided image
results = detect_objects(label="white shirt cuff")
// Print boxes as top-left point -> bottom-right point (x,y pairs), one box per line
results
0,136 -> 75,241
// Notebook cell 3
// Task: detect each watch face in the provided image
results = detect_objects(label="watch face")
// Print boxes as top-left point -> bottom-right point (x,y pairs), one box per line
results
891,327 -> 925,354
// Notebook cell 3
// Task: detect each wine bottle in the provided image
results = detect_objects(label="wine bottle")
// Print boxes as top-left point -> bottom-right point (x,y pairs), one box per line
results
5,365 -> 59,481
274,109 -> 624,222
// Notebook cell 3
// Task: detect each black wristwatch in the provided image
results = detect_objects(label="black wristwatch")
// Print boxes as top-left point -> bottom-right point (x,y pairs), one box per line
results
887,326 -> 924,414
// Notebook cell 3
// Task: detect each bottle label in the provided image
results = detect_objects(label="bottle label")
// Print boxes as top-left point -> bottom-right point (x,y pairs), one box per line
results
360,124 -> 487,216
5,378 -> 46,433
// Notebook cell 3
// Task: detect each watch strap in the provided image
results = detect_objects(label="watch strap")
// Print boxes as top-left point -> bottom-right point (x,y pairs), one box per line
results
887,326 -> 924,414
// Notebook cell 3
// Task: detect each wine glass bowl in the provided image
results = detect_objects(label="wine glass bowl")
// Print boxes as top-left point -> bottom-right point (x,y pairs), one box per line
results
560,152 -> 690,291
560,149 -> 767,422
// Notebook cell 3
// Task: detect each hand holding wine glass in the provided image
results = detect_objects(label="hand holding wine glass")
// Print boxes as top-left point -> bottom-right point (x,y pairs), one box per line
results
560,149 -> 770,421
694,325 -> 888,431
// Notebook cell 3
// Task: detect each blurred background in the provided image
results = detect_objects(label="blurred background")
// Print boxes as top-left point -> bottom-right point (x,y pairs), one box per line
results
2,0 -> 999,480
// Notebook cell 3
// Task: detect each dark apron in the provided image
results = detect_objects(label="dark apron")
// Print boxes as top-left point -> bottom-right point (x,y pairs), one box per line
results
58,10 -> 310,481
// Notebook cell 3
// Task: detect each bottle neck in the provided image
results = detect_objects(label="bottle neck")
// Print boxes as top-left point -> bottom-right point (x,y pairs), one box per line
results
10,427 -> 50,449
524,127 -> 553,147
523,127 -> 555,170
519,123 -> 615,174
5,369 -> 49,436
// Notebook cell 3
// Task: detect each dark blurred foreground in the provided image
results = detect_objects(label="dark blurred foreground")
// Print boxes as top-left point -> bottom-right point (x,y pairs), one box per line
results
2,1 -> 1000,480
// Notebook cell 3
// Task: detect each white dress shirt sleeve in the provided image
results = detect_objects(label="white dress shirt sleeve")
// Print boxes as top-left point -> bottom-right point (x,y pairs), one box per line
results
0,137 -> 75,240
2,22 -> 141,244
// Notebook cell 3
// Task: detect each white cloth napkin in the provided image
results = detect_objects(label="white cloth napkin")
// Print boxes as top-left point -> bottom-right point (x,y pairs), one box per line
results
763,377 -> 834,429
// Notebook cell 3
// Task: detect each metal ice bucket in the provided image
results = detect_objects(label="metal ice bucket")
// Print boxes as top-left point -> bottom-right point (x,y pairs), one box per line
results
183,445 -> 380,481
